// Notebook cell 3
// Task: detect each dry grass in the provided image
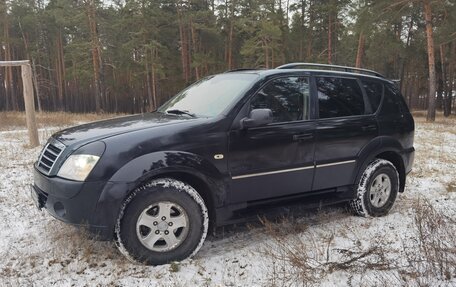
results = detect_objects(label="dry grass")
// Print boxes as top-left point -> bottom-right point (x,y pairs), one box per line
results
447,181 -> 456,193
0,111 -> 122,131
412,111 -> 456,135
411,110 -> 456,120
258,215 -> 397,287
259,198 -> 456,287
401,198 -> 456,285
409,113 -> 456,199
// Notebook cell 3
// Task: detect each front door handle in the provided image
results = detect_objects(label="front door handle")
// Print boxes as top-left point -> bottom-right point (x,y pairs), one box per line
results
293,133 -> 313,141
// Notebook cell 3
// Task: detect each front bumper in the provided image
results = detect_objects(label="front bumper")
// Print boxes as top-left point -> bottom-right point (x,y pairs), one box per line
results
32,165 -> 113,240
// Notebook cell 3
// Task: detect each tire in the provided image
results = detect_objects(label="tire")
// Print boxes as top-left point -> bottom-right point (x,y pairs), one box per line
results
115,178 -> 209,265
349,159 -> 399,217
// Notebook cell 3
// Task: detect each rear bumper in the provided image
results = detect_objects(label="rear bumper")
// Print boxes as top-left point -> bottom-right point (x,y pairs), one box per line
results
32,165 -> 118,240
402,147 -> 415,174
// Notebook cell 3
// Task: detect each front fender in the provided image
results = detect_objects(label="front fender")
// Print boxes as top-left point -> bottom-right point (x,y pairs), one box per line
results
111,150 -> 222,180
108,150 -> 226,206
111,150 -> 226,205
91,151 -> 226,237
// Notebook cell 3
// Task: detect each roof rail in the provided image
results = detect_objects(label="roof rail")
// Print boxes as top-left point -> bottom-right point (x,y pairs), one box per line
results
225,68 -> 258,73
276,63 -> 384,78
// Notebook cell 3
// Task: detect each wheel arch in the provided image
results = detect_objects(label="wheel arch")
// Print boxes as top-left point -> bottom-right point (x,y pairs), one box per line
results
94,151 -> 226,238
145,171 -> 218,233
354,137 -> 407,193
374,151 -> 405,193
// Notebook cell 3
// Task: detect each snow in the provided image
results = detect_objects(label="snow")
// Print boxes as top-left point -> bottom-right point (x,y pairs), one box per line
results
0,118 -> 455,286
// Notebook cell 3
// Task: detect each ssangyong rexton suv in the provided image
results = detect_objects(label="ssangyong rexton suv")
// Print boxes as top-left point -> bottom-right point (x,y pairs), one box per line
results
32,63 -> 415,265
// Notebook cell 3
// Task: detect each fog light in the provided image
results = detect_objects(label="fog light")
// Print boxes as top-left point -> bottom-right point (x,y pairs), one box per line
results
54,202 -> 66,217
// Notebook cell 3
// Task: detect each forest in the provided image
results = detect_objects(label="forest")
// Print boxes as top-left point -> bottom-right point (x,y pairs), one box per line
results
0,0 -> 455,117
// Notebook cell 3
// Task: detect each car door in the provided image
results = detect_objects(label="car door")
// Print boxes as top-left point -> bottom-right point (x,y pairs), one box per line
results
228,76 -> 316,203
312,75 -> 378,191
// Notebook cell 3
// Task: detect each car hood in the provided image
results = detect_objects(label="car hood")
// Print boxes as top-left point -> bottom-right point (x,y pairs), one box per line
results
53,112 -> 195,147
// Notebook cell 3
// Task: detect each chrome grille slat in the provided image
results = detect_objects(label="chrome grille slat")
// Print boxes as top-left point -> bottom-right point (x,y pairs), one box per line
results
45,149 -> 59,157
37,140 -> 65,175
41,154 -> 54,162
47,145 -> 61,154
44,151 -> 57,160
41,157 -> 53,166
39,161 -> 51,169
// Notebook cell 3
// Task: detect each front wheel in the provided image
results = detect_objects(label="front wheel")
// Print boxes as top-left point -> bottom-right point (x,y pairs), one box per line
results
349,159 -> 399,217
115,178 -> 209,265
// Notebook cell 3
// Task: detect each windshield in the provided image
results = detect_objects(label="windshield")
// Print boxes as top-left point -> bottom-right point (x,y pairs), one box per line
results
158,73 -> 258,117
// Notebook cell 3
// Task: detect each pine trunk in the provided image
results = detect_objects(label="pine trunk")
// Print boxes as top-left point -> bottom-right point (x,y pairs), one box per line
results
151,62 -> 157,111
87,0 -> 103,114
327,11 -> 333,64
145,54 -> 153,112
306,0 -> 314,59
190,19 -> 200,80
423,0 -> 436,122
299,0 -> 305,60
444,43 -> 454,117
177,4 -> 189,82
55,30 -> 65,110
19,22 -> 42,112
3,14 -> 17,110
228,20 -> 234,69
355,31 -> 365,68
226,0 -> 235,69
271,46 -> 275,68
438,44 -> 446,111
31,59 -> 41,112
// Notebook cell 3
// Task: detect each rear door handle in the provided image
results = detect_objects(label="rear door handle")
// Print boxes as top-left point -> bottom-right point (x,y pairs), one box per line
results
293,133 -> 313,141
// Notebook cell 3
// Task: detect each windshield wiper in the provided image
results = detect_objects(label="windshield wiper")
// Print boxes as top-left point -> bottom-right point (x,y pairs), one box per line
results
166,109 -> 197,118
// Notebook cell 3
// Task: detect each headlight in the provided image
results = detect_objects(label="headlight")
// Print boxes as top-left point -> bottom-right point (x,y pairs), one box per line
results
57,154 -> 100,181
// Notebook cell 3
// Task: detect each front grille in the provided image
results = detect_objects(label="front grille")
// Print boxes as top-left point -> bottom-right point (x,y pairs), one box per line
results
37,140 -> 65,175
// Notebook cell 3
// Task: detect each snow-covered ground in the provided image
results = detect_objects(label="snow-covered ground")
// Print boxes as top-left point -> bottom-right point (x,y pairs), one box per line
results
0,117 -> 455,287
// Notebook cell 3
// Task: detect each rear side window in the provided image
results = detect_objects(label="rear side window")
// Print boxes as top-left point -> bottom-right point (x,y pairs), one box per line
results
381,84 -> 401,115
317,77 -> 365,119
362,80 -> 383,112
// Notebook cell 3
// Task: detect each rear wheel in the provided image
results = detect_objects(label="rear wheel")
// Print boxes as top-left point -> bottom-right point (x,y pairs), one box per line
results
115,178 -> 209,265
350,159 -> 399,217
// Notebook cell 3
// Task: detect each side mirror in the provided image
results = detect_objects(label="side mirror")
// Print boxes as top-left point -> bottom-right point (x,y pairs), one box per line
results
240,109 -> 273,129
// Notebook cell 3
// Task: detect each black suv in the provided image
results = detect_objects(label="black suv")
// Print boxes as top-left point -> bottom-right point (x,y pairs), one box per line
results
32,63 -> 415,265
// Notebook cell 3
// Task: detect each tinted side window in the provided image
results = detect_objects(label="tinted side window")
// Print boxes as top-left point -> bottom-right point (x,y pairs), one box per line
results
317,77 -> 365,119
381,84 -> 401,115
250,77 -> 310,123
362,80 -> 383,113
